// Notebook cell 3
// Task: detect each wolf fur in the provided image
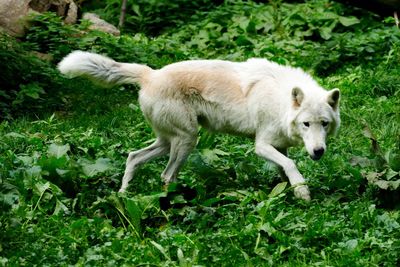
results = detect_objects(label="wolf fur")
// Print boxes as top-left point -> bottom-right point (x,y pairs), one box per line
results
58,51 -> 340,201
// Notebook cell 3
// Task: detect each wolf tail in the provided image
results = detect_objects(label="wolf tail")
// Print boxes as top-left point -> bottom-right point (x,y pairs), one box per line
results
57,50 -> 152,87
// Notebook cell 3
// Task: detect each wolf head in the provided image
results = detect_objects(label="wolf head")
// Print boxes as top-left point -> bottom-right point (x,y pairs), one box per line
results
289,87 -> 340,160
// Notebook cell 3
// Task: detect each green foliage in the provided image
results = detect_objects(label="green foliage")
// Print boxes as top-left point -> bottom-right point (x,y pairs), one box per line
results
162,0 -> 400,74
23,12 -> 77,59
0,34 -> 63,118
83,0 -> 222,35
350,124 -> 400,208
1,0 -> 400,265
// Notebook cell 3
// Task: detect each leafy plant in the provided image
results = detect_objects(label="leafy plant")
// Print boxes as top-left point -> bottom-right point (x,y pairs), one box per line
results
351,124 -> 400,208
1,0 -> 400,266
0,34 -> 64,118
82,0 -> 222,35
23,12 -> 89,61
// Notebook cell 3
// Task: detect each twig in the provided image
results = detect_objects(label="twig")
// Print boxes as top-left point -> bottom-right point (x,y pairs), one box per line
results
119,0 -> 128,29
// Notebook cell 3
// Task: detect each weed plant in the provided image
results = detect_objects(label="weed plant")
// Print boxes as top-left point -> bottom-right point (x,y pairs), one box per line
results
1,0 -> 399,266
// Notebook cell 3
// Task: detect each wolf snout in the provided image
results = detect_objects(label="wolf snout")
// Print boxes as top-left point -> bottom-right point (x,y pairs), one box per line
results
311,147 -> 325,160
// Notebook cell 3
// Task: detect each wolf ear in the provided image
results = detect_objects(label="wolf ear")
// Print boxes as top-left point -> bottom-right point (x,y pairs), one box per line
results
292,87 -> 304,108
327,88 -> 340,110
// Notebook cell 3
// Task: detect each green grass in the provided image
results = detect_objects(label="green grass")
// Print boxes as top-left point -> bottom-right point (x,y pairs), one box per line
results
1,0 -> 400,266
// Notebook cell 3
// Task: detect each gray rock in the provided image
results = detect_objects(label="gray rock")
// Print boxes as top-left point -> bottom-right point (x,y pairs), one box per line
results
0,0 -> 31,36
0,0 -> 78,36
82,13 -> 120,36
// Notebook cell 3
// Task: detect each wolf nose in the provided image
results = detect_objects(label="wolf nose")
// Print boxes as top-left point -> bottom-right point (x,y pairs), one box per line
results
312,148 -> 325,160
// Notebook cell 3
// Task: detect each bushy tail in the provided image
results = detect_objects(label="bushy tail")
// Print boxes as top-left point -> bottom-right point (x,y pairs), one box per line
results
57,51 -> 152,86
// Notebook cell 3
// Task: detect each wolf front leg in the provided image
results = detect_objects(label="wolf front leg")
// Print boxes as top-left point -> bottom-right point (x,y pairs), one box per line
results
255,140 -> 311,201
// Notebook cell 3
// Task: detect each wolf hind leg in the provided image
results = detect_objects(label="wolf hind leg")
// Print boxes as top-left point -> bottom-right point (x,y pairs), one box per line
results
119,138 -> 169,192
161,135 -> 197,185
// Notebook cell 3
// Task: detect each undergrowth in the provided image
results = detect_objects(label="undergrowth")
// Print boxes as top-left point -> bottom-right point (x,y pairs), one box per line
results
1,0 -> 399,266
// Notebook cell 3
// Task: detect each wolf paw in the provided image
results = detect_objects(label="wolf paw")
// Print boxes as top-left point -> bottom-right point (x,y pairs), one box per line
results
294,185 -> 311,201
118,187 -> 126,193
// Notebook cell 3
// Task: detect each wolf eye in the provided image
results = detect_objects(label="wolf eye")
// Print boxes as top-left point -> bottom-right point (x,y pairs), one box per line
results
303,122 -> 310,127
322,121 -> 329,127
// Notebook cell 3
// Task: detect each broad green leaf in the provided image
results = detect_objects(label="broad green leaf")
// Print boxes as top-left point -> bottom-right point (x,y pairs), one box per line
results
177,248 -> 188,267
246,18 -> 257,33
18,83 -> 45,99
237,17 -> 250,31
171,194 -> 186,205
362,125 -> 383,156
350,156 -> 374,167
320,27 -> 333,40
123,198 -> 142,233
268,182 -> 287,198
17,155 -> 34,166
274,210 -> 290,223
109,193 -> 141,238
342,239 -> 358,250
82,158 -> 112,177
150,241 -> 170,260
48,143 -> 70,159
33,181 -> 50,196
377,213 -> 400,230
5,132 -> 25,138
201,149 -> 221,164
386,169 -> 399,180
25,166 -> 42,179
316,10 -> 338,20
259,222 -> 276,235
49,182 -> 63,195
132,4 -> 141,16
220,190 -> 249,201
372,178 -> 400,190
390,179 -> 400,189
387,151 -> 400,171
117,192 -> 166,236
236,35 -> 253,46
136,192 -> 166,213
200,148 -> 229,164
366,169 -> 400,190
56,168 -> 70,177
53,199 -> 69,215
374,180 -> 390,190
39,157 -> 69,175
1,193 -> 18,209
202,197 -> 220,207
338,16 -> 360,27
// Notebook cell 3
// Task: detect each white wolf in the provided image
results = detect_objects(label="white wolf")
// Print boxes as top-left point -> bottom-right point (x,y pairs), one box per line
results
58,51 -> 340,201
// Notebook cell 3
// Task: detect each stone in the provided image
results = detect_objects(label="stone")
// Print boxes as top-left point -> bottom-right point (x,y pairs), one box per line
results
0,0 -> 78,36
0,0 -> 31,36
82,13 -> 120,36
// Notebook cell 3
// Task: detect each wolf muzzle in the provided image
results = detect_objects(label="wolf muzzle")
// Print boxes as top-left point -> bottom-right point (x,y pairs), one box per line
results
311,147 -> 325,160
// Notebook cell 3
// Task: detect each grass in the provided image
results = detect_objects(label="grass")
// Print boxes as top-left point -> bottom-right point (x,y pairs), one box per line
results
1,0 -> 400,266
